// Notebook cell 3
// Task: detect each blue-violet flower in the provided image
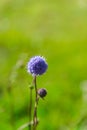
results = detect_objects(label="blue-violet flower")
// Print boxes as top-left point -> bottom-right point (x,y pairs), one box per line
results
27,56 -> 48,75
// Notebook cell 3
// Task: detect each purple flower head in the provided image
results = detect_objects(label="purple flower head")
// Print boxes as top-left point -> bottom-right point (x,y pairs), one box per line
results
27,56 -> 48,76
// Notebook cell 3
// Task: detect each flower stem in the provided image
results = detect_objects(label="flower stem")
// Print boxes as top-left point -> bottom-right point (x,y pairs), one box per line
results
29,87 -> 33,130
33,76 -> 38,130
18,119 -> 39,130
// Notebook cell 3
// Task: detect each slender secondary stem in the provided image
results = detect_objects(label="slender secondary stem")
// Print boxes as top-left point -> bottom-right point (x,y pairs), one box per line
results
33,76 -> 38,130
29,87 -> 33,130
18,119 -> 39,130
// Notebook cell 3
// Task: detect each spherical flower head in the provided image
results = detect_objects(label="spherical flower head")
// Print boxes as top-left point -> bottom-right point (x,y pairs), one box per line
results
27,56 -> 48,76
37,88 -> 47,98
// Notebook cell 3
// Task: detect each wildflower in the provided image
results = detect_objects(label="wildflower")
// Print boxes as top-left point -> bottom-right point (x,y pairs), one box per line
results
27,56 -> 48,76
37,88 -> 47,98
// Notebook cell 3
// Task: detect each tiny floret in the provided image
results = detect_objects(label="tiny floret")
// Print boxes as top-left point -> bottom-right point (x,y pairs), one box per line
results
27,56 -> 48,75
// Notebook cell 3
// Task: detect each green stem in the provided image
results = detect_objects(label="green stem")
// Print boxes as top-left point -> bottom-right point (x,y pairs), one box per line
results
33,76 -> 38,130
29,87 -> 33,130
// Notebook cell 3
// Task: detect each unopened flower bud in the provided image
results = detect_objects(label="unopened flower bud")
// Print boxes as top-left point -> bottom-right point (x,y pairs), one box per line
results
37,88 -> 47,98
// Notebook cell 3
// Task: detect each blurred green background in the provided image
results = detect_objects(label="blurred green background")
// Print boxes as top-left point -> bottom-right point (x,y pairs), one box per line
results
0,0 -> 87,130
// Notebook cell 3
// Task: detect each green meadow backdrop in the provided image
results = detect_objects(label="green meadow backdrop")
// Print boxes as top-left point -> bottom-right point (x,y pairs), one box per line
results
0,0 -> 87,130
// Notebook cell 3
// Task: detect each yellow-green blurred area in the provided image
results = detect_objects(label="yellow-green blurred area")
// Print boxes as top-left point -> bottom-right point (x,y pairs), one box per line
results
0,0 -> 87,130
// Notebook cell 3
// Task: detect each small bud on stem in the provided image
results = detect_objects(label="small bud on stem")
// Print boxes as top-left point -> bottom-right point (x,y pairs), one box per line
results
37,88 -> 47,98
